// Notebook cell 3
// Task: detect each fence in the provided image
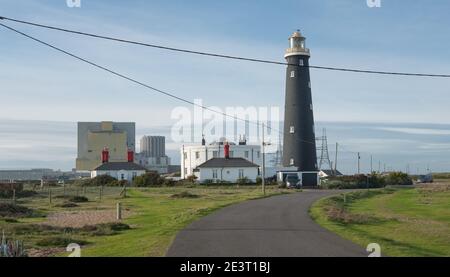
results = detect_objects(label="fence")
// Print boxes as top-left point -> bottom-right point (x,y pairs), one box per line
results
0,184 -> 127,205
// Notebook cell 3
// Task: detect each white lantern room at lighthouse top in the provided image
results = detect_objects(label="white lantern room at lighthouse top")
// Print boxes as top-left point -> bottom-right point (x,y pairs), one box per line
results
285,30 -> 310,58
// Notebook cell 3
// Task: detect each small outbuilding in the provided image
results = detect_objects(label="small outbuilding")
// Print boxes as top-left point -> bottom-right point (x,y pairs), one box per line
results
193,157 -> 260,183
91,162 -> 147,182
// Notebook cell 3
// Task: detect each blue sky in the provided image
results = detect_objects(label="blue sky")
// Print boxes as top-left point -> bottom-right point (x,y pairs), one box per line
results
1,0 -> 450,173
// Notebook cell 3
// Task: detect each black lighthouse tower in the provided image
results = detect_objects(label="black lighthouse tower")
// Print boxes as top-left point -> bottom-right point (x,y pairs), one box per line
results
280,30 -> 318,186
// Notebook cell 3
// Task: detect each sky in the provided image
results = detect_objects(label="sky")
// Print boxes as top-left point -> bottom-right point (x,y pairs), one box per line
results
0,0 -> 450,174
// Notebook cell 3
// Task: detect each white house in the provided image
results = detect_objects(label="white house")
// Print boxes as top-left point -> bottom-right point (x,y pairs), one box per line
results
91,162 -> 147,182
193,158 -> 260,183
181,138 -> 261,179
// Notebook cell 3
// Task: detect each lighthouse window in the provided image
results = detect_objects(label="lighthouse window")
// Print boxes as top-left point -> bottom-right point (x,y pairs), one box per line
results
290,158 -> 295,166
310,103 -> 313,110
290,126 -> 295,134
299,59 -> 304,66
290,71 -> 295,78
308,81 -> 311,88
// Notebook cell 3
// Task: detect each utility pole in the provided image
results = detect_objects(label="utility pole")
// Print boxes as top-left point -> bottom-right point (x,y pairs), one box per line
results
261,123 -> 266,196
357,152 -> 361,174
334,142 -> 338,175
370,155 -> 373,174
378,161 -> 381,173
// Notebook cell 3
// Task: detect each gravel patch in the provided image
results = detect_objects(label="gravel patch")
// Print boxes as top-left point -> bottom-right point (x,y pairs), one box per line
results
44,209 -> 132,228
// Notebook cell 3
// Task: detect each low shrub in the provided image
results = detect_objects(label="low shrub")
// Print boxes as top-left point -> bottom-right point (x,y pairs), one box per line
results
68,196 -> 88,203
385,172 -> 413,186
0,203 -> 35,218
170,191 -> 200,199
80,175 -> 118,187
133,172 -> 165,187
0,183 -> 23,199
55,202 -> 79,208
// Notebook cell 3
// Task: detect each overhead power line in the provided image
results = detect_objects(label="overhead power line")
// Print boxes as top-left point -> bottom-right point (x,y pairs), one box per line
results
0,22 -> 316,147
1,16 -> 450,78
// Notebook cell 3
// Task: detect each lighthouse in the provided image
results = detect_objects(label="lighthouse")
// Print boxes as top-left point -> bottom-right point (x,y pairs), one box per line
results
278,30 -> 319,187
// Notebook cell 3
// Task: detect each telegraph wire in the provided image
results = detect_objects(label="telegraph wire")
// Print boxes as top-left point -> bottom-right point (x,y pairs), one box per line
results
1,16 -> 450,78
0,22 -> 318,147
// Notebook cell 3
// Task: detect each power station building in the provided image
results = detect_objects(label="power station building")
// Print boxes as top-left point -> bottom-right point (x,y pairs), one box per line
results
277,31 -> 319,186
76,121 -> 136,171
136,135 -> 171,174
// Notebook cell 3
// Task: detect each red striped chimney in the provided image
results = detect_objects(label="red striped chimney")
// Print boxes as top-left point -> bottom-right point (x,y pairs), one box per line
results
101,147 -> 109,163
224,142 -> 230,159
127,149 -> 134,163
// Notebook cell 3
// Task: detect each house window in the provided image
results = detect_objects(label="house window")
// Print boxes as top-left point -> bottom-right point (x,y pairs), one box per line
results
213,151 -> 218,158
299,59 -> 304,66
290,158 -> 295,166
195,151 -> 200,159
212,169 -> 218,179
290,71 -> 295,78
290,126 -> 295,134
239,169 -> 244,179
244,151 -> 249,158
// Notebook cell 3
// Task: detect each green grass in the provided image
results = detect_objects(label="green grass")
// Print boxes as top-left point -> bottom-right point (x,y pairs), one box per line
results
1,185 -> 291,257
310,185 -> 450,257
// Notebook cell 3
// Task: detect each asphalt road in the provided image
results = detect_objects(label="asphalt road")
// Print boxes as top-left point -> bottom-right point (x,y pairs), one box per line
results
166,190 -> 367,257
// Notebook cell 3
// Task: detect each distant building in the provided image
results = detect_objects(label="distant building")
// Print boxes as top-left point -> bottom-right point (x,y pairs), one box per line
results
193,158 -> 260,183
135,154 -> 171,174
76,121 -> 135,171
137,135 -> 171,174
91,162 -> 147,182
319,170 -> 344,178
140,136 -> 165,157
180,137 -> 261,179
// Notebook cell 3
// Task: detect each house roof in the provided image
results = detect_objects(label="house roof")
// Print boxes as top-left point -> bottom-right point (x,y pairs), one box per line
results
320,169 -> 343,176
93,162 -> 147,171
196,158 -> 259,169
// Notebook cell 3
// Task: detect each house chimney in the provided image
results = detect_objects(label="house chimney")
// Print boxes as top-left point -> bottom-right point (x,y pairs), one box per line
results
102,147 -> 109,163
127,149 -> 134,163
224,142 -> 230,159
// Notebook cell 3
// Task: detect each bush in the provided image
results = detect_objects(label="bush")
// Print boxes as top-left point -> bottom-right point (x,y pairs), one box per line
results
385,172 -> 413,186
68,196 -> 89,203
109,180 -> 129,187
170,191 -> 200,199
322,173 -> 386,189
186,175 -> 198,183
0,183 -> 23,199
0,203 -> 35,218
133,172 -> 165,187
55,202 -> 79,208
81,175 -> 118,187
80,222 -> 131,236
255,177 -> 262,185
237,177 -> 252,186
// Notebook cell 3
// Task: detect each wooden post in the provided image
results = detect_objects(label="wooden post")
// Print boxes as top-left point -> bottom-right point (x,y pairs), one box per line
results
63,183 -> 66,196
116,202 -> 122,220
12,189 -> 16,205
99,186 -> 103,201
49,188 -> 52,204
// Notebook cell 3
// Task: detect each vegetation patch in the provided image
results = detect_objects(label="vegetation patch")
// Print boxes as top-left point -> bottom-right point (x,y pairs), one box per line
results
0,203 -> 36,218
55,202 -> 79,208
69,196 -> 89,203
36,237 -> 88,247
170,191 -> 200,199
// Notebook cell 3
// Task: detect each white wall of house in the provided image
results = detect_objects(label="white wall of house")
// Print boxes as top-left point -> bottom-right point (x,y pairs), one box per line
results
181,144 -> 261,179
91,169 -> 146,182
194,167 -> 259,183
